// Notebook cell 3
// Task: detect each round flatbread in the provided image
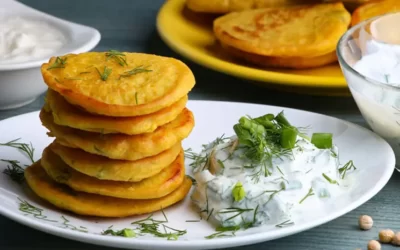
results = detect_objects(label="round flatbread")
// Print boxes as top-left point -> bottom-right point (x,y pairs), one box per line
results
40,108 -> 194,161
50,142 -> 181,182
351,0 -> 400,26
41,52 -> 195,117
41,146 -> 185,199
221,42 -> 337,69
44,89 -> 188,135
25,161 -> 192,217
213,2 -> 351,57
186,0 -> 320,13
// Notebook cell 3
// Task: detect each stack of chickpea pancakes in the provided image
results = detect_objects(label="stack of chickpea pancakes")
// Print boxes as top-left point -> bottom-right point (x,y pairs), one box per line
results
24,51 -> 195,217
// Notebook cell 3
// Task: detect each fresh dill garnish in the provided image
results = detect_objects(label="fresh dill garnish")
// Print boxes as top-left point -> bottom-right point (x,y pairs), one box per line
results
135,92 -> 139,105
185,220 -> 201,222
184,148 -> 209,169
338,160 -> 356,179
306,168 -> 313,174
275,219 -> 295,228
79,71 -> 91,74
217,159 -> 225,169
204,225 -> 239,239
202,134 -> 229,150
47,56 -> 67,70
384,74 -> 390,83
276,166 -> 284,175
322,173 -> 338,185
2,159 -> 25,183
206,208 -> 214,221
330,149 -> 337,158
18,198 -> 57,222
131,208 -> 186,240
299,187 -> 315,204
218,207 -> 254,222
96,66 -> 112,81
186,175 -> 197,185
119,65 -> 152,79
0,138 -> 35,163
60,215 -> 88,233
105,50 -> 128,66
102,228 -> 136,238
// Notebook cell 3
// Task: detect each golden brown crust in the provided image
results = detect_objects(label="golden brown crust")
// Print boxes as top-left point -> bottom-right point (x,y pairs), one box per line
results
221,42 -> 337,69
46,89 -> 188,135
40,108 -> 195,161
25,161 -> 192,217
41,52 -> 195,117
213,2 -> 351,57
41,147 -> 185,199
351,0 -> 400,26
50,142 -> 181,182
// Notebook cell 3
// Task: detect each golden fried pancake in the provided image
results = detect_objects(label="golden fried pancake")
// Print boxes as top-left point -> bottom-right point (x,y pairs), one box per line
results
50,142 -> 181,182
351,0 -> 400,26
40,108 -> 194,161
213,2 -> 351,57
41,52 -> 195,117
186,0 -> 320,13
221,42 -> 337,69
25,161 -> 192,217
41,147 -> 185,199
45,89 -> 187,135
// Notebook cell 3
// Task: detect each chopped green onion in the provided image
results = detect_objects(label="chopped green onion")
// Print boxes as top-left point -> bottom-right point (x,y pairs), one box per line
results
275,111 -> 291,127
280,127 -> 298,149
311,133 -> 333,149
253,114 -> 275,128
232,182 -> 246,202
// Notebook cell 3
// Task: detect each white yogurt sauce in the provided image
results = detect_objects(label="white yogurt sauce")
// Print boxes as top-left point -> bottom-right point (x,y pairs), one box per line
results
191,136 -> 345,228
0,16 -> 66,64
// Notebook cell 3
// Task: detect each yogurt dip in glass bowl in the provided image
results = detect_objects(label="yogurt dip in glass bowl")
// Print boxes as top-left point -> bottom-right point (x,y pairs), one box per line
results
337,12 -> 400,167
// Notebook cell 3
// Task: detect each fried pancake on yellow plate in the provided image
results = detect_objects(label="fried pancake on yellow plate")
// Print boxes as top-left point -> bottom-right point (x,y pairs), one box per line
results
41,52 -> 195,117
45,89 -> 188,135
50,142 -> 181,182
221,42 -> 337,69
41,147 -> 185,199
351,0 -> 400,26
40,108 -> 194,161
25,161 -> 192,217
213,2 -> 351,57
186,0 -> 320,14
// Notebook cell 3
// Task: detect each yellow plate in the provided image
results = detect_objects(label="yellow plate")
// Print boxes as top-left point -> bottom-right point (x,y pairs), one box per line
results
156,0 -> 349,96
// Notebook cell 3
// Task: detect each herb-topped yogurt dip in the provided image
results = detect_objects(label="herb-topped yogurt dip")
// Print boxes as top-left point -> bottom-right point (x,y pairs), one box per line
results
187,111 -> 356,232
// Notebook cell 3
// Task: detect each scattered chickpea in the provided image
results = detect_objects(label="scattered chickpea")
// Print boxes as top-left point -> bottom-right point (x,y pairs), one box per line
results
379,229 -> 395,243
359,215 -> 373,230
392,232 -> 400,246
367,240 -> 381,250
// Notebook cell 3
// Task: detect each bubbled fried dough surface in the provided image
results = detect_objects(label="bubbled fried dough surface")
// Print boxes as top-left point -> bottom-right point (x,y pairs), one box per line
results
25,161 -> 192,217
50,142 -> 182,182
213,2 -> 351,57
220,42 -> 337,69
40,108 -> 194,161
351,0 -> 400,26
45,89 -> 188,135
41,147 -> 185,199
41,52 -> 195,117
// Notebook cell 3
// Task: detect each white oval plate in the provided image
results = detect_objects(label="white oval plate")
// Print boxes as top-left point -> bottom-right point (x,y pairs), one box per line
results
0,101 -> 395,250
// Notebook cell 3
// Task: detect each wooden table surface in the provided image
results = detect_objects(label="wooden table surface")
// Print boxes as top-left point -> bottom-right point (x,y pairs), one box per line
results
1,1 -> 399,249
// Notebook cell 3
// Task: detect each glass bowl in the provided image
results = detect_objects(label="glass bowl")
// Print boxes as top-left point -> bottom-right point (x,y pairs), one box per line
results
337,12 -> 400,166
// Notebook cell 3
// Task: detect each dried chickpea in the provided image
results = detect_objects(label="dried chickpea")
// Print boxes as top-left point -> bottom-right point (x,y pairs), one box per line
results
392,232 -> 400,245
367,240 -> 381,250
379,229 -> 394,243
359,215 -> 373,230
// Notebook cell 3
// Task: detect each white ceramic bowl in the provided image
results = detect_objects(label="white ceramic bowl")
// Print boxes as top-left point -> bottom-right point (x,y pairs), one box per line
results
337,12 -> 400,166
0,0 -> 101,110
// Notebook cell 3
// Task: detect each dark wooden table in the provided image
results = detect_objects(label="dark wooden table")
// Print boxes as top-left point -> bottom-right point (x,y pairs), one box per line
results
1,1 -> 399,249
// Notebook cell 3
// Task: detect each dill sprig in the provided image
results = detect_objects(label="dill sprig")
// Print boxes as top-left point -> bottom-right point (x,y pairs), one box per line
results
96,66 -> 112,81
299,187 -> 315,204
0,138 -> 35,163
2,159 -> 25,183
60,215 -> 88,233
275,219 -> 295,228
18,198 -> 57,222
338,160 -> 356,179
131,209 -> 186,240
102,226 -> 136,238
105,50 -> 128,66
322,173 -> 339,185
47,56 -> 67,70
184,148 -> 209,169
204,226 -> 239,239
218,207 -> 254,222
119,65 -> 152,79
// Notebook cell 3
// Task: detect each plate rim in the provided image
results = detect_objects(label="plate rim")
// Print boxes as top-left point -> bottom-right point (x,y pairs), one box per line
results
156,0 -> 347,89
0,100 -> 395,250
